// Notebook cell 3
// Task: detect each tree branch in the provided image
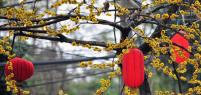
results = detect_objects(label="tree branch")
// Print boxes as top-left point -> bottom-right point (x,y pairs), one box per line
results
0,15 -> 123,31
0,0 -> 43,8
139,5 -> 179,54
15,32 -> 108,47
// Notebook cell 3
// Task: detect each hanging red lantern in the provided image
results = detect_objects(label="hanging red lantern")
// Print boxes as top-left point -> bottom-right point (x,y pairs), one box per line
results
171,31 -> 190,63
122,48 -> 144,88
5,57 -> 34,82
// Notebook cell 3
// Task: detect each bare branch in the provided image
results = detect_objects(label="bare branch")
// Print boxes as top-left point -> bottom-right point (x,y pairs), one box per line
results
0,15 -> 123,31
15,32 -> 108,47
139,5 -> 179,54
0,0 -> 43,8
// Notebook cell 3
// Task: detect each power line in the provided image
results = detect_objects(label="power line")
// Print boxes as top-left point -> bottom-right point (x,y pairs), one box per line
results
33,69 -> 113,82
28,45 -> 89,58
33,55 -> 115,65
25,71 -> 111,88
35,65 -> 79,72
0,55 -> 115,66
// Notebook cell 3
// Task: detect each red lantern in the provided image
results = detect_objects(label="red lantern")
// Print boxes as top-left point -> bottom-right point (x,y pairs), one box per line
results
122,48 -> 144,88
171,31 -> 190,63
5,57 -> 34,82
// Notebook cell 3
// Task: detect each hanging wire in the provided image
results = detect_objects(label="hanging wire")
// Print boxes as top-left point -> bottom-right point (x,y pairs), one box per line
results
111,0 -> 118,93
113,0 -> 117,44
28,45 -> 89,58
172,62 -> 182,93
34,68 -> 113,82
0,55 -> 115,67
11,34 -> 16,54
170,6 -> 183,94
35,64 -> 79,72
109,0 -> 122,94
120,84 -> 125,95
25,70 -> 111,88
32,0 -> 38,11
101,0 -> 118,94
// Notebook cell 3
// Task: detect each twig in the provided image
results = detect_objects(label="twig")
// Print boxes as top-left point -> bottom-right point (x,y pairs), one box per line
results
10,34 -> 16,54
172,62 -> 182,93
15,32 -> 108,47
120,84 -> 125,95
0,0 -> 43,8
0,15 -> 124,31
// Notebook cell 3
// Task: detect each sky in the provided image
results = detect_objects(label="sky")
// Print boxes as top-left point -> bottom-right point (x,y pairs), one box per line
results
9,0 -> 156,59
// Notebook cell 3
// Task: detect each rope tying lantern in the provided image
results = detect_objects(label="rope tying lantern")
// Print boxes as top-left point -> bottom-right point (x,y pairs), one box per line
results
171,30 -> 190,63
122,48 -> 144,88
4,57 -> 34,82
